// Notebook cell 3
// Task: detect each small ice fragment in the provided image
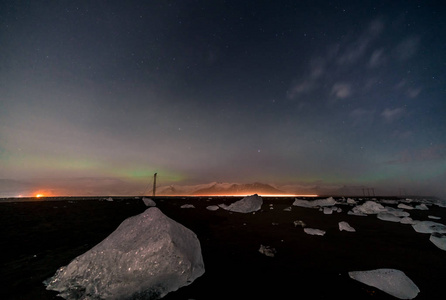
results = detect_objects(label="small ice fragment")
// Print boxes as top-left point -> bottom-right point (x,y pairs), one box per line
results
400,217 -> 417,225
348,210 -> 367,216
347,198 -> 357,205
293,197 -> 336,208
304,228 -> 326,236
272,222 -> 279,226
352,201 -> 386,214
323,207 -> 333,214
220,194 -> 263,213
339,221 -> 355,232
259,245 -> 276,257
206,205 -> 219,211
283,206 -> 292,211
429,233 -> 446,251
377,212 -> 402,222
412,221 -> 446,234
142,197 -> 156,207
348,269 -> 419,299
105,197 -> 113,202
294,220 -> 306,227
384,207 -> 410,217
415,204 -> 428,210
398,203 -> 414,210
181,204 -> 195,209
428,215 -> 441,220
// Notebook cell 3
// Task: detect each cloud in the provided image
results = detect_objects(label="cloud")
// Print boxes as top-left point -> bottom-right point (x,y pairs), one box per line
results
394,36 -> 420,61
309,58 -> 325,79
331,83 -> 352,99
336,19 -> 384,65
407,87 -> 421,98
381,107 -> 404,122
287,80 -> 315,99
368,48 -> 386,68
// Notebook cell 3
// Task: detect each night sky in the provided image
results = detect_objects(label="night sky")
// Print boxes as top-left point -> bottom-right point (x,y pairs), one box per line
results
1,1 -> 445,197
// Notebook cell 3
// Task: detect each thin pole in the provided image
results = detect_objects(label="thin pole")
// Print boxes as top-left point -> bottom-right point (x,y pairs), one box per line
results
152,173 -> 157,197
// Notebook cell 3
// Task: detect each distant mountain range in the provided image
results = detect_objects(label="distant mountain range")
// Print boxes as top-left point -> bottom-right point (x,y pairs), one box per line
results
157,182 -> 289,196
155,182 -> 378,196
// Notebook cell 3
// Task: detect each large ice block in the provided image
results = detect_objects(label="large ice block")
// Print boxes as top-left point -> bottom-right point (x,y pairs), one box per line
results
45,207 -> 205,299
349,269 -> 419,299
219,194 -> 263,213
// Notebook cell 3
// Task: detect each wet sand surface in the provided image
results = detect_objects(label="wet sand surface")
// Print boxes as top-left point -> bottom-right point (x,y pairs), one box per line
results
1,196 -> 445,299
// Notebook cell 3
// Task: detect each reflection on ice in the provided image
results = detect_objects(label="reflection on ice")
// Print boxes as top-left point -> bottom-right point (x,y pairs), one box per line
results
349,269 -> 419,299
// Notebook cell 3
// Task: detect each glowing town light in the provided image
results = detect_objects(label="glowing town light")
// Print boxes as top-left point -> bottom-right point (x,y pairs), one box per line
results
36,194 -> 44,198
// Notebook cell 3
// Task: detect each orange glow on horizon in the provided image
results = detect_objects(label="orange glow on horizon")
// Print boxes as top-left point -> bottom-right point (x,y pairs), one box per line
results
159,194 -> 319,197
35,194 -> 44,198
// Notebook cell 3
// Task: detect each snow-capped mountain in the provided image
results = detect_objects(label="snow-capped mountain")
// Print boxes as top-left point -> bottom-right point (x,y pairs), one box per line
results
156,182 -> 286,196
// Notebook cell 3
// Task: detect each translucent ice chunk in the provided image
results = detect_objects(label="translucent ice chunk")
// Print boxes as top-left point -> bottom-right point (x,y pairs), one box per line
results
430,233 -> 446,251
181,204 -> 195,208
415,204 -> 429,210
206,205 -> 219,211
398,203 -> 414,210
412,221 -> 446,234
293,197 -> 336,208
142,197 -> 156,207
400,217 -> 417,225
304,228 -> 326,236
351,201 -> 386,214
45,207 -> 205,300
323,207 -> 333,214
349,269 -> 419,299
220,194 -> 263,213
258,244 -> 276,257
377,212 -> 403,222
293,220 -> 306,227
339,221 -> 356,232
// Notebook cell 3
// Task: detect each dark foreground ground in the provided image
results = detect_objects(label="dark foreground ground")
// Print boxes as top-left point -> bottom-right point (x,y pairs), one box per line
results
0,196 -> 445,299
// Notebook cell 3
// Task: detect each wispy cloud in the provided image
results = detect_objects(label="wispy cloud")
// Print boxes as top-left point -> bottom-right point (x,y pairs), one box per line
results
287,80 -> 315,99
368,48 -> 386,68
407,87 -> 421,98
331,83 -> 352,99
337,19 -> 384,65
394,36 -> 420,61
381,107 -> 405,122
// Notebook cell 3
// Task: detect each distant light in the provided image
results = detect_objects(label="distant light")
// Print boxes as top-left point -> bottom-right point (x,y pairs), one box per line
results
160,194 -> 318,197
36,194 -> 44,198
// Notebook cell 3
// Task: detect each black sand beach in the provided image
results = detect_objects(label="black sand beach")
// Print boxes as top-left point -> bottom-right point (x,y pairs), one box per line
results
1,196 -> 445,299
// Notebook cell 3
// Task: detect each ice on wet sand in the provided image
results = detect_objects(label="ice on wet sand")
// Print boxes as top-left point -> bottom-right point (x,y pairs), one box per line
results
45,207 -> 205,300
142,197 -> 156,207
349,269 -> 419,299
304,228 -> 326,236
258,244 -> 276,257
181,204 -> 195,208
293,197 -> 336,208
206,205 -> 219,211
339,221 -> 355,232
219,194 -> 263,213
429,233 -> 446,251
412,221 -> 446,234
